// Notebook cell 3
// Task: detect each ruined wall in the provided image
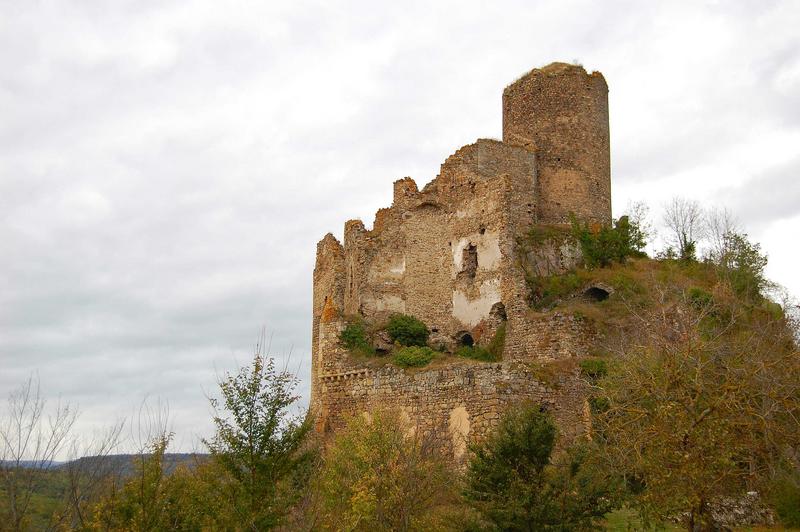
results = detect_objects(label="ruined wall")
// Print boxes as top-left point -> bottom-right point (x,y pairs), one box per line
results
315,311 -> 591,462
309,62 -> 612,456
339,139 -> 537,347
310,235 -> 345,414
503,62 -> 611,225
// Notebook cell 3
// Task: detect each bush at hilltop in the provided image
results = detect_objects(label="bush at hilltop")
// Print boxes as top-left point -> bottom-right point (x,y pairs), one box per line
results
570,214 -> 647,268
590,270 -> 800,530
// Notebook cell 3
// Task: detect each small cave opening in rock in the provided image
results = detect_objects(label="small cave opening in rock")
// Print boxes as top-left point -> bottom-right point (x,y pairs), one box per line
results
461,244 -> 478,278
458,333 -> 474,347
584,286 -> 610,302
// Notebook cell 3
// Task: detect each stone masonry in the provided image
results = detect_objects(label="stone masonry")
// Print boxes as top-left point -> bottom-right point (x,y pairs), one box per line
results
310,62 -> 611,461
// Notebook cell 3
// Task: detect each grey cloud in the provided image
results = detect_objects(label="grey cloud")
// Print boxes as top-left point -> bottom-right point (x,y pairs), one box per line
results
719,156 -> 800,229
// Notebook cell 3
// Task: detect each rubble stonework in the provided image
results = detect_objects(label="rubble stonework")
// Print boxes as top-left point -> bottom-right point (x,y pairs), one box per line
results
310,63 -> 611,459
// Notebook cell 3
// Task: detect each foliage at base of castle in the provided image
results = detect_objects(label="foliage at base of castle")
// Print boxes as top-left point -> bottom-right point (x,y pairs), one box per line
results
465,406 -> 621,531
308,409 -> 462,531
202,352 -> 315,530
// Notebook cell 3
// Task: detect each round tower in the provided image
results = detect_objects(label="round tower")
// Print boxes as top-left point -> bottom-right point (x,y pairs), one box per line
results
502,62 -> 610,225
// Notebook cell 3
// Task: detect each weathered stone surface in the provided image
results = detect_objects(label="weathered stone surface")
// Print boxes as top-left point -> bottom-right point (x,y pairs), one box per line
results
503,62 -> 611,225
310,62 -> 611,460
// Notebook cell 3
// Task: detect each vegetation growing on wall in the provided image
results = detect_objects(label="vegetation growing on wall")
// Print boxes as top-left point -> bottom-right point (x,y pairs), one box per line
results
526,271 -> 588,310
386,314 -> 430,347
456,323 -> 506,362
339,319 -> 375,356
578,358 -> 607,381
393,346 -> 436,368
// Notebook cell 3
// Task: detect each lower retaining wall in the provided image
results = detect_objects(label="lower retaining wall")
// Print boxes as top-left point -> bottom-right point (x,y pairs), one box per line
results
316,358 -> 589,463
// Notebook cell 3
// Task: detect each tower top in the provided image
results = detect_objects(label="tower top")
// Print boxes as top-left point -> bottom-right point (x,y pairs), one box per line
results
502,62 -> 610,224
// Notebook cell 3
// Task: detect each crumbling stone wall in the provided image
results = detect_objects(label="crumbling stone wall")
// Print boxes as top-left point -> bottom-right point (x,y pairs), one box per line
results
310,62 -> 612,457
315,307 -> 591,460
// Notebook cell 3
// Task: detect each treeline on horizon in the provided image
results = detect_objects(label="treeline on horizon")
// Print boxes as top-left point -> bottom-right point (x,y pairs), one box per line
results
2,197 -> 800,531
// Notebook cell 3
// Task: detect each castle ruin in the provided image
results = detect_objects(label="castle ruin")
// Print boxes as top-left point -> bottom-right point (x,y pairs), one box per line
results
310,62 -> 610,459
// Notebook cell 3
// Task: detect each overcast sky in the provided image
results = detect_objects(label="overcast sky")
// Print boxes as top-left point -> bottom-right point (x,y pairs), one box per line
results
2,0 -> 799,454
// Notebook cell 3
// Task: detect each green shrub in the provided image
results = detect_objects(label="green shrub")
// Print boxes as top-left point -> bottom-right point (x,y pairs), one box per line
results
386,314 -> 430,347
687,287 -> 713,310
465,406 -> 620,530
761,299 -> 784,320
456,345 -> 495,362
393,346 -> 435,368
588,396 -> 610,415
486,323 -> 506,359
716,231 -> 769,301
457,324 -> 506,362
570,214 -> 647,268
519,225 -> 572,247
339,321 -> 375,356
579,358 -> 608,380
769,473 -> 800,527
527,271 -> 585,310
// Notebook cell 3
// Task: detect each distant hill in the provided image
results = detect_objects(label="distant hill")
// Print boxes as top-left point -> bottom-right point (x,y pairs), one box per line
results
2,453 -> 208,475
56,453 -> 209,478
0,460 -> 64,469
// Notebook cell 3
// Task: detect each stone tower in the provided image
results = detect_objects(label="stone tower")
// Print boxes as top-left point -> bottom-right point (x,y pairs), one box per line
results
502,62 -> 610,225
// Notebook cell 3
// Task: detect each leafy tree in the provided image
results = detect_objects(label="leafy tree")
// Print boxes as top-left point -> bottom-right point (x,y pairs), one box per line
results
90,435 -> 176,531
89,436 -> 229,531
465,406 -> 619,531
570,215 -> 646,268
715,231 -> 769,301
314,408 -> 457,531
594,283 -> 800,531
203,346 -> 314,530
626,200 -> 655,249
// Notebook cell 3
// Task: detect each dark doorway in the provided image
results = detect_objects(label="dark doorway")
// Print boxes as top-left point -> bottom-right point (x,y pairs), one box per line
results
584,286 -> 610,301
458,332 -> 474,347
